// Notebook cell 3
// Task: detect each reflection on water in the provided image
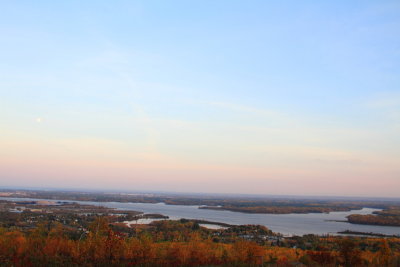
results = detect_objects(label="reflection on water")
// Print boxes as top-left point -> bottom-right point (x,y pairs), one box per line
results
124,218 -> 167,226
199,224 -> 228,230
2,197 -> 400,236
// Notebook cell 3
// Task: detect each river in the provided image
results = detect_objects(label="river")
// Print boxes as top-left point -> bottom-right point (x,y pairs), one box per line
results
2,197 -> 400,236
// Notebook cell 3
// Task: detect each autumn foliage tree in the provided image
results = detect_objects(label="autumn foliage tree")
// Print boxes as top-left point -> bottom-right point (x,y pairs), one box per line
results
0,219 -> 399,266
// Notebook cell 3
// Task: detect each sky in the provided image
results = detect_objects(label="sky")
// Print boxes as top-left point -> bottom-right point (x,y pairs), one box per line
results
0,1 -> 399,197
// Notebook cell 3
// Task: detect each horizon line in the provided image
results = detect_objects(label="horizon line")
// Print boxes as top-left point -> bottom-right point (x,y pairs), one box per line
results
1,186 -> 399,201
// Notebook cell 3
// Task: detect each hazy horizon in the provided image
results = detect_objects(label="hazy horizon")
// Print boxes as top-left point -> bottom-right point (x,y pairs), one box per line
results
1,1 -> 400,197
2,185 -> 400,201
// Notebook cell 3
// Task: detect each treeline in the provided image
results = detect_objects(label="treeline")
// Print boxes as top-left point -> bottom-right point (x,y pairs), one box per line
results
1,218 -> 400,266
347,214 -> 400,227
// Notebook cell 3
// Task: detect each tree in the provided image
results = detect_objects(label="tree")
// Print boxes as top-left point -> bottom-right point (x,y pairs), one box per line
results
338,238 -> 362,267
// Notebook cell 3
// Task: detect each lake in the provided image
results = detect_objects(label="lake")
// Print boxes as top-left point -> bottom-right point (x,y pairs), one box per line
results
2,197 -> 400,236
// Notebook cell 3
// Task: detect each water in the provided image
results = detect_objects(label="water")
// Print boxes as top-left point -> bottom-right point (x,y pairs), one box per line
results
2,197 -> 400,236
124,218 -> 166,225
199,224 -> 228,230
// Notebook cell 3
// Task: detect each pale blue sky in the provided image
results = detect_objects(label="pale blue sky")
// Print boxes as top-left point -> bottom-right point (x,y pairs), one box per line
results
1,1 -> 399,196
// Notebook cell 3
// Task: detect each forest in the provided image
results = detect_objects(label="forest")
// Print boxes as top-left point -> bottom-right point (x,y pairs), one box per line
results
346,208 -> 400,226
1,216 -> 400,267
